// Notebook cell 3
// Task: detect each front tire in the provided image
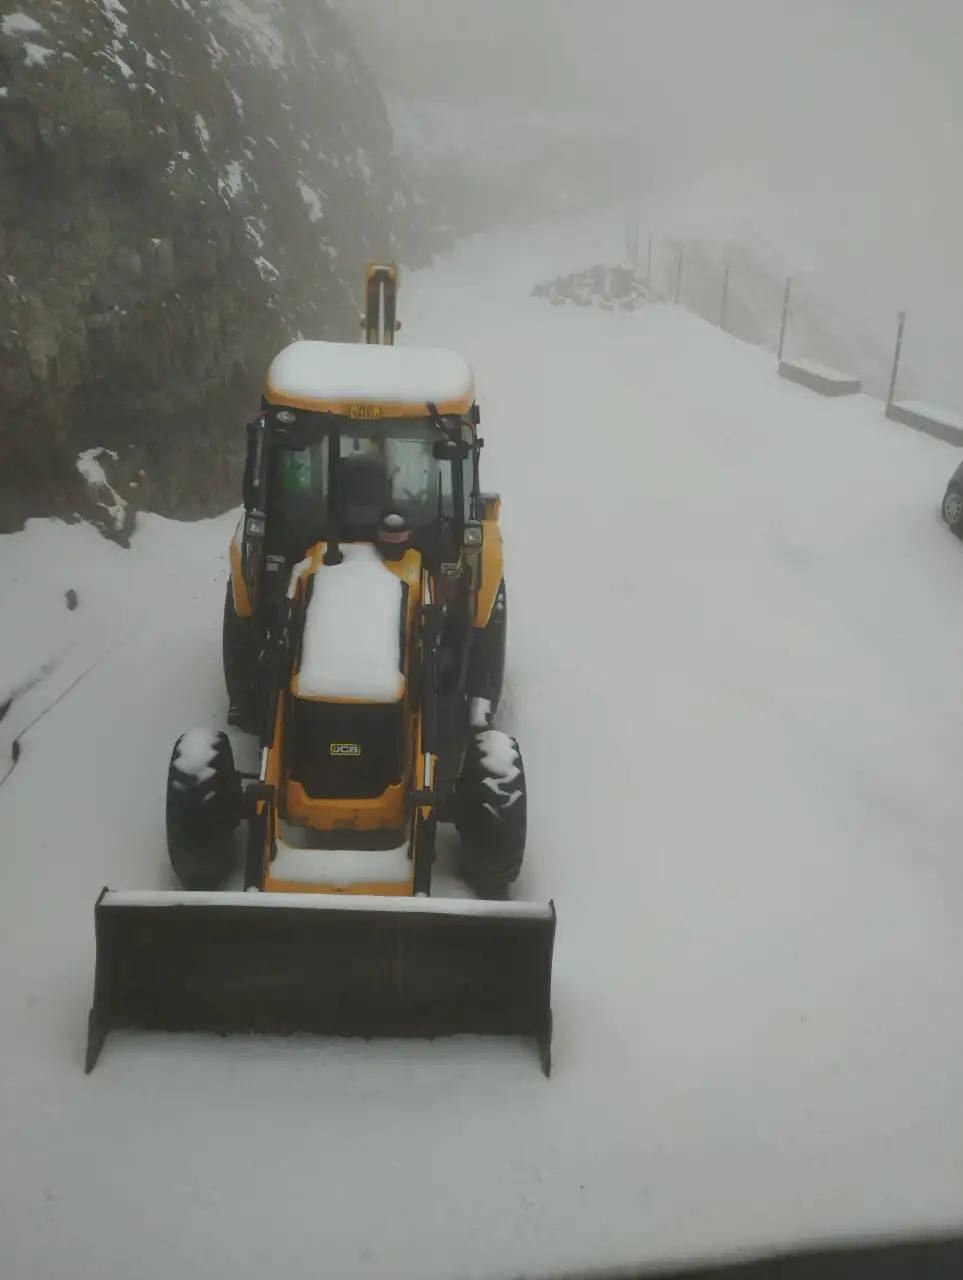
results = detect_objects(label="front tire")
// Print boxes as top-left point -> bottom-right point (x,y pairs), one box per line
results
166,729 -> 241,889
455,728 -> 526,898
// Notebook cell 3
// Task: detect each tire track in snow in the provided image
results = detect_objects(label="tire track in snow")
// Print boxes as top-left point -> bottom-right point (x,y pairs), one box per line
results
0,634 -> 139,792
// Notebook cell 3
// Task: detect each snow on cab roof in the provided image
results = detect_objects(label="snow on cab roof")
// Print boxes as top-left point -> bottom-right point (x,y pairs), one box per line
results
265,340 -> 475,417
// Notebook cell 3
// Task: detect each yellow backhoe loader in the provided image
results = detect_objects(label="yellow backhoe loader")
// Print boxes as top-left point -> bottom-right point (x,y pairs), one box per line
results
86,333 -> 555,1073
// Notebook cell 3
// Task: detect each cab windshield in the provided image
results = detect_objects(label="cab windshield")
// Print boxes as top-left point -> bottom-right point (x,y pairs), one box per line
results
266,416 -> 463,558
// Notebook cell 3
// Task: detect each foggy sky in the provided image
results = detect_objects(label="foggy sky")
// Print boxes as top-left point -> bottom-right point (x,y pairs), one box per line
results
339,0 -> 963,195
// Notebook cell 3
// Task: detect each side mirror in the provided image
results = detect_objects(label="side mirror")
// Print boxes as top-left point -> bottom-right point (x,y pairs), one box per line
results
432,439 -> 469,461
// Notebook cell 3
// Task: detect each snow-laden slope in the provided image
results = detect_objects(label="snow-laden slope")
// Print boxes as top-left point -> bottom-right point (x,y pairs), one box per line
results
638,170 -> 963,414
4,212 -> 963,1279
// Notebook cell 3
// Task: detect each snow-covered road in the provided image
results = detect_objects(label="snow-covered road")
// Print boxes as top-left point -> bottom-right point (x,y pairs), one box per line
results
4,213 -> 963,1279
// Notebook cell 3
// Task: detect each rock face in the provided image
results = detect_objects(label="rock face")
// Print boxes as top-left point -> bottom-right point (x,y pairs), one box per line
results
389,98 -> 646,246
0,0 -> 427,536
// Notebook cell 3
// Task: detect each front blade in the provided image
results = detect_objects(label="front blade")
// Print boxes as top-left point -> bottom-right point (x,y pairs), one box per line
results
86,889 -> 556,1073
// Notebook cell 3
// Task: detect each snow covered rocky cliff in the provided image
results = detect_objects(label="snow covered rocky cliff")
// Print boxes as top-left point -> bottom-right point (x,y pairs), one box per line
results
0,0 -> 427,537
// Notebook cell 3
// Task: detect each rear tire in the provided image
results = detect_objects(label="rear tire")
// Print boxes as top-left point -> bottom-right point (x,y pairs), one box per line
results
167,729 -> 241,890
455,728 -> 526,898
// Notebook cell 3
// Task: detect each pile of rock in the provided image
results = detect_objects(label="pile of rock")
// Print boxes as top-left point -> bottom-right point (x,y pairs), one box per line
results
533,265 -> 656,311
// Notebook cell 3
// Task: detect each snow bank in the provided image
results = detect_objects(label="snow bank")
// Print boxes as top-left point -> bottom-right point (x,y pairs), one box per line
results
76,447 -> 128,535
894,400 -> 963,431
783,357 -> 857,383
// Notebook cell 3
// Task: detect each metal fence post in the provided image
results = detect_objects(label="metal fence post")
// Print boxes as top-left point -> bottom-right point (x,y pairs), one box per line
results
720,265 -> 730,331
625,213 -> 639,270
777,276 -> 793,361
675,246 -> 684,305
887,310 -> 906,410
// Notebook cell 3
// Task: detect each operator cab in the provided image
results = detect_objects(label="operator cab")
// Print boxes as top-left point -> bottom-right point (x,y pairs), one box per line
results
264,415 -> 472,564
244,340 -> 480,570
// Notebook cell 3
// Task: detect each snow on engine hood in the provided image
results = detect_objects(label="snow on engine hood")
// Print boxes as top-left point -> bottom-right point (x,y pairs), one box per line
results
296,544 -> 405,703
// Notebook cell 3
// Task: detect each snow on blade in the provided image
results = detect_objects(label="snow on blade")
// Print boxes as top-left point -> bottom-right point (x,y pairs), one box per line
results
297,545 -> 403,702
270,840 -> 411,887
100,890 -> 554,919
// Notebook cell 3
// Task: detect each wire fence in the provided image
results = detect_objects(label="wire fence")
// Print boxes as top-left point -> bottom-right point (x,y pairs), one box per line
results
624,217 -> 963,434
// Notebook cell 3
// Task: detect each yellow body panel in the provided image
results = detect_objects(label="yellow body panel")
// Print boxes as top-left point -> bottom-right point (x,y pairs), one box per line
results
264,388 -> 474,418
229,529 -> 253,618
266,699 -> 284,794
474,519 -> 504,628
366,260 -> 398,286
249,542 -> 434,895
290,686 -> 406,706
264,877 -> 414,896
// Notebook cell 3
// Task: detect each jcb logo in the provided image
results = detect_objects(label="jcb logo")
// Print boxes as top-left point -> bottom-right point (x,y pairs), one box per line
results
348,405 -> 382,420
330,743 -> 362,757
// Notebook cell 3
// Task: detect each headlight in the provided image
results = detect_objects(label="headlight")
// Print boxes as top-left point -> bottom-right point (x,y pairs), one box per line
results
245,514 -> 266,539
464,522 -> 483,547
